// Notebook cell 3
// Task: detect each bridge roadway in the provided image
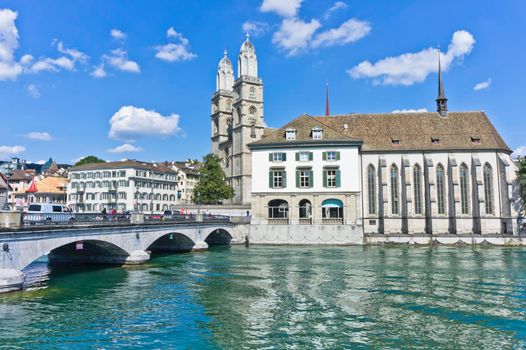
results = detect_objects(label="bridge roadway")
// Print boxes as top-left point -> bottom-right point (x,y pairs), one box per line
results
0,219 -> 237,293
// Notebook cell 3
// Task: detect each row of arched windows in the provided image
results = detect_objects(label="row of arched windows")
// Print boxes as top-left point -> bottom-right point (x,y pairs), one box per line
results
367,162 -> 494,217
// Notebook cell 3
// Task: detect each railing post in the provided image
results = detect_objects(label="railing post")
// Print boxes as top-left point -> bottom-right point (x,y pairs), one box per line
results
0,212 -> 22,229
130,212 -> 144,224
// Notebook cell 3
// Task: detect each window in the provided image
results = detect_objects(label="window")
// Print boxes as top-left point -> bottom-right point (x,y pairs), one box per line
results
322,199 -> 343,219
413,164 -> 422,215
297,152 -> 312,162
249,106 -> 257,116
483,163 -> 493,215
367,165 -> 376,215
296,169 -> 312,188
392,139 -> 400,145
269,170 -> 286,188
286,130 -> 296,140
324,151 -> 340,161
390,165 -> 399,215
436,164 -> 446,215
460,164 -> 469,214
312,127 -> 323,140
270,153 -> 286,162
471,137 -> 481,144
299,199 -> 312,219
326,169 -> 338,188
431,137 -> 440,145
268,199 -> 289,219
249,87 -> 256,99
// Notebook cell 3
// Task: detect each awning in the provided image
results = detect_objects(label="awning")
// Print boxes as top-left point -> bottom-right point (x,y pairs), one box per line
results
321,199 -> 343,208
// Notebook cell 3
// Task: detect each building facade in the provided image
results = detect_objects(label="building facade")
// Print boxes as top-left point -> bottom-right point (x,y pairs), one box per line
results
66,161 -> 178,213
247,59 -> 521,239
171,161 -> 200,205
211,35 -> 269,205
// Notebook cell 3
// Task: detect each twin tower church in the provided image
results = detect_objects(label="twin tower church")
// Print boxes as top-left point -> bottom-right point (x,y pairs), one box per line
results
211,35 -> 521,241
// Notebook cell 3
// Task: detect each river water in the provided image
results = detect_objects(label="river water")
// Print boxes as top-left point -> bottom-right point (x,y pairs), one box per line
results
1,245 -> 526,349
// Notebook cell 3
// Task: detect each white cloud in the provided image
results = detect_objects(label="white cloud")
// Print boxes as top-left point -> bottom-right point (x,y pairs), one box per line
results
0,9 -> 23,80
474,78 -> 491,91
28,40 -> 88,74
0,145 -> 25,159
311,18 -> 371,48
155,28 -> 196,62
512,146 -> 526,159
272,18 -> 321,56
108,106 -> 182,140
107,143 -> 143,153
91,63 -> 107,78
104,48 -> 140,72
26,131 -> 52,140
260,0 -> 302,17
26,84 -> 40,98
348,30 -> 475,86
242,21 -> 269,37
55,40 -> 89,63
111,29 -> 126,40
391,108 -> 428,114
324,1 -> 348,20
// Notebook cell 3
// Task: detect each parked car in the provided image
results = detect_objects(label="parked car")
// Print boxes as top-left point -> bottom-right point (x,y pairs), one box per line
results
24,204 -> 75,224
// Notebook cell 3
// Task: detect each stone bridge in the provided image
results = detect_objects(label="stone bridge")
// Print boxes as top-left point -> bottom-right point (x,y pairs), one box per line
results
0,219 -> 242,293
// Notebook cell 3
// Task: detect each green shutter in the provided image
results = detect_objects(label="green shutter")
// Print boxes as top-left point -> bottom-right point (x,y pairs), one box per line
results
269,153 -> 273,162
323,170 -> 327,188
296,170 -> 300,188
295,152 -> 299,161
309,170 -> 313,188
309,152 -> 313,161
282,153 -> 287,161
336,152 -> 340,161
322,152 -> 327,161
269,171 -> 273,188
336,170 -> 341,187
282,171 -> 287,188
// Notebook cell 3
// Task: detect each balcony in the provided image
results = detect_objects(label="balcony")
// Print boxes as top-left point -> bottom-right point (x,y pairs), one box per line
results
322,218 -> 344,225
298,218 -> 312,225
267,218 -> 289,225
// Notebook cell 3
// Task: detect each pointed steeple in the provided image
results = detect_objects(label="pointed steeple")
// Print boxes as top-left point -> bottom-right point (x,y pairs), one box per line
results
436,49 -> 448,117
325,81 -> 330,116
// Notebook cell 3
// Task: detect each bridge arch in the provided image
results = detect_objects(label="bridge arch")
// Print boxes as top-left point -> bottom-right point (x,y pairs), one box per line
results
204,227 -> 233,246
17,237 -> 133,271
145,232 -> 197,253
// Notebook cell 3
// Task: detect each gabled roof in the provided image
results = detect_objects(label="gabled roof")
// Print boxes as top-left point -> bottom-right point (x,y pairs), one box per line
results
313,111 -> 510,152
0,173 -> 11,191
249,114 -> 362,147
8,169 -> 35,181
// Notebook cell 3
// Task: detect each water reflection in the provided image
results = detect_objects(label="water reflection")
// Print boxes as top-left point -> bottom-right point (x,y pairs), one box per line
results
1,246 -> 525,349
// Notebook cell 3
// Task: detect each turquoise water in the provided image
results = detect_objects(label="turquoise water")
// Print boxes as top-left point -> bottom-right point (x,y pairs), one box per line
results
1,246 -> 526,349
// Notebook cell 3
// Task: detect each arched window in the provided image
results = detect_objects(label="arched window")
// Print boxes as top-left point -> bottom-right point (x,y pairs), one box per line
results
436,164 -> 446,215
413,164 -> 422,215
322,199 -> 344,219
299,199 -> 312,219
268,199 -> 289,219
390,165 -> 399,215
227,119 -> 233,141
367,165 -> 376,215
236,106 -> 242,124
460,164 -> 469,214
249,86 -> 256,99
249,106 -> 256,116
483,163 -> 494,214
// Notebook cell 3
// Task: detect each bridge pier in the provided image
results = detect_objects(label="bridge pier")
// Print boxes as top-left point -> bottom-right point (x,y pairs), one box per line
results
192,241 -> 209,251
0,269 -> 24,293
125,250 -> 151,265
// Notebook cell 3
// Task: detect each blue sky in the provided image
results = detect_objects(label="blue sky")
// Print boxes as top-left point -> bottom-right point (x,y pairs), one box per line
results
1,0 -> 525,164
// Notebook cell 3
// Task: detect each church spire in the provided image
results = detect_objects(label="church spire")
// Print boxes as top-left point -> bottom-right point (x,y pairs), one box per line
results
325,81 -> 330,116
436,48 -> 448,117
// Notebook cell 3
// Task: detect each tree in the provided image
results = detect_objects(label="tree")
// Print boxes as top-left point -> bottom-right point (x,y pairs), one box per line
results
192,153 -> 234,204
518,157 -> 526,213
74,156 -> 105,167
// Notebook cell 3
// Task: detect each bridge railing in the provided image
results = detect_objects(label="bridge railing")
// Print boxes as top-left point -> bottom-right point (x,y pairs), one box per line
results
22,212 -> 131,226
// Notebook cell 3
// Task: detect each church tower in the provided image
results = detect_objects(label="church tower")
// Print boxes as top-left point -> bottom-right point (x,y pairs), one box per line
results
211,34 -> 265,205
436,50 -> 448,117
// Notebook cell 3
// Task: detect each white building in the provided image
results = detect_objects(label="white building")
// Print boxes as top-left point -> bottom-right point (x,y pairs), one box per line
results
67,160 -> 178,213
171,161 -> 200,205
245,56 -> 521,241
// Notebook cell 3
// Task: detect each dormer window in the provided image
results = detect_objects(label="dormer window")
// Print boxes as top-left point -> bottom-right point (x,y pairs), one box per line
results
471,137 -> 481,144
392,138 -> 400,146
312,127 -> 323,140
431,137 -> 440,145
285,129 -> 296,140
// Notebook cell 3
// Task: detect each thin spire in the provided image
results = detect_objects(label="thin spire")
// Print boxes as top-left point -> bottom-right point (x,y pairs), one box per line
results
246,32 -> 250,40
436,48 -> 448,117
325,81 -> 330,116
224,49 -> 228,57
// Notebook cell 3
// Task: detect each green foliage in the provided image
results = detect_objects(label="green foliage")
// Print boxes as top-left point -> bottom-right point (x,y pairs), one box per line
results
192,153 -> 234,204
518,158 -> 526,212
74,155 -> 105,167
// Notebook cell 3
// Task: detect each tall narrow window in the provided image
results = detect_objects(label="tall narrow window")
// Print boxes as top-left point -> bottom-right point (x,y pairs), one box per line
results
483,163 -> 494,214
390,165 -> 399,215
413,164 -> 422,215
367,165 -> 376,215
436,164 -> 446,215
460,164 -> 469,214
